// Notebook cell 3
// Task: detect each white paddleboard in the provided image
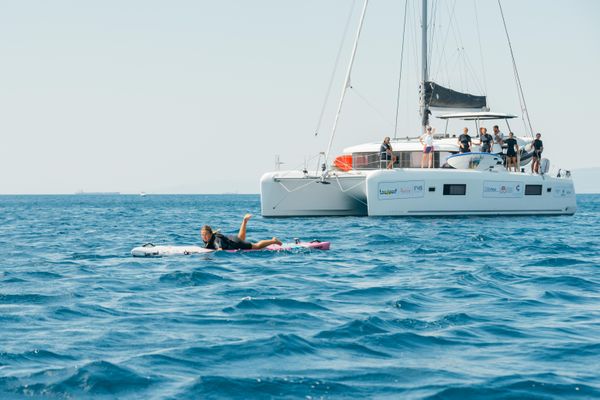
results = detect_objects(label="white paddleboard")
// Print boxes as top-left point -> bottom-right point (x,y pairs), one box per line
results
131,241 -> 330,257
446,152 -> 503,170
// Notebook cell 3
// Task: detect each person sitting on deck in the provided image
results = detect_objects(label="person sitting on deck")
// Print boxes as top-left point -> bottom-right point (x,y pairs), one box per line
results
380,137 -> 396,169
458,127 -> 472,153
201,214 -> 281,251
505,132 -> 520,172
419,126 -> 435,168
478,127 -> 494,153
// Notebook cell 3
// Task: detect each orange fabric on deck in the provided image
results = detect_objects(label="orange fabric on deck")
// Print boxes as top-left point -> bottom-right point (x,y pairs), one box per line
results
333,155 -> 353,171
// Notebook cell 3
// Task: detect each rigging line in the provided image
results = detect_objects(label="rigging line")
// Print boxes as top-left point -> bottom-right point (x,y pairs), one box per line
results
313,0 -> 357,137
427,0 -> 439,74
351,87 -> 395,128
459,49 -> 467,91
393,0 -> 410,139
444,49 -> 460,86
462,48 -> 485,94
276,178 -> 321,194
498,0 -> 534,137
447,6 -> 466,89
432,0 -> 457,80
473,0 -> 488,96
432,1 -> 451,85
426,0 -> 434,72
333,174 -> 366,193
402,3 -> 414,134
411,0 -> 420,86
333,175 -> 368,206
324,0 -> 369,164
443,1 -> 483,94
274,152 -> 327,179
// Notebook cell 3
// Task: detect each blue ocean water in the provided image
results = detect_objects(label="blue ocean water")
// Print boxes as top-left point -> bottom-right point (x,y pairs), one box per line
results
1,194 -> 599,399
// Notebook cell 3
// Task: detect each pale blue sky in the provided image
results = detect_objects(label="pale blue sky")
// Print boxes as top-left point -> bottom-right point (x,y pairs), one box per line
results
1,0 -> 598,194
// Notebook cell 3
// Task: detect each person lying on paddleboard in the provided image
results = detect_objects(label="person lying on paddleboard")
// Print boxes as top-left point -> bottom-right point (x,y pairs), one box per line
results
201,214 -> 282,251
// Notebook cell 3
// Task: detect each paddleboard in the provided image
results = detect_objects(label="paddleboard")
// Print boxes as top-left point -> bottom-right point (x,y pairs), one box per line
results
446,152 -> 503,170
131,241 -> 330,257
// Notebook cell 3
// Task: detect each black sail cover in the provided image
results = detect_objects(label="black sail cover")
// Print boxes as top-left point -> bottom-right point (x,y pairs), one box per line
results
423,81 -> 487,109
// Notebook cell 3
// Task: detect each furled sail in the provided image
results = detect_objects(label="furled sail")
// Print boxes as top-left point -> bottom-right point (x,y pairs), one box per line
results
423,81 -> 487,109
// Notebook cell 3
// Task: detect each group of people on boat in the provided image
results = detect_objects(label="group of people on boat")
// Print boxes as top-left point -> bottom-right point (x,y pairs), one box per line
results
456,125 -> 509,154
456,126 -> 544,172
456,126 -> 519,171
380,126 -> 545,173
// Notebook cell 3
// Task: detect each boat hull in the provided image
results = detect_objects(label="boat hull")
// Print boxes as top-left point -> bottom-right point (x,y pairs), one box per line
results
260,168 -> 576,217
366,169 -> 576,216
260,171 -> 368,217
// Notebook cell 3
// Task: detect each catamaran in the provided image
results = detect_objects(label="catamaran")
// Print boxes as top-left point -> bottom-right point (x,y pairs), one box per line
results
260,0 -> 576,217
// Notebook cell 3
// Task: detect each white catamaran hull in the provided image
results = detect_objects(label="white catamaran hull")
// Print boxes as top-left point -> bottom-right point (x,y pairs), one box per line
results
260,171 -> 368,217
260,168 -> 576,217
368,169 -> 575,216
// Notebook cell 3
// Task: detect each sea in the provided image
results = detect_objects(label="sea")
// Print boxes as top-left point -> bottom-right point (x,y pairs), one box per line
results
1,194 -> 599,399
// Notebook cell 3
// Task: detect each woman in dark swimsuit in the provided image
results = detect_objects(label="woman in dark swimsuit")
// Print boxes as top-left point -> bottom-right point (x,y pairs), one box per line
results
201,214 -> 281,250
531,133 -> 544,173
504,132 -> 519,172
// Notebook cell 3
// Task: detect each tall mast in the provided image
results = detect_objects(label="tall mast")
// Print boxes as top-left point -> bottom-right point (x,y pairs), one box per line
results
420,0 -> 429,131
324,0 -> 369,166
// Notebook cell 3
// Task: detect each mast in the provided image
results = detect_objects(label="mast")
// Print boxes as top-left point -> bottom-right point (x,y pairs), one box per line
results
420,0 -> 429,131
324,0 -> 369,167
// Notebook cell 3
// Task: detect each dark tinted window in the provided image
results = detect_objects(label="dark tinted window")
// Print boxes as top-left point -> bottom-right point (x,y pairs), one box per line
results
525,185 -> 543,195
443,184 -> 466,195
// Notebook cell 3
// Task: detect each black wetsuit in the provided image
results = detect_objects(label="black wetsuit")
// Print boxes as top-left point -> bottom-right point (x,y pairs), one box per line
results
205,232 -> 252,250
533,139 -> 543,158
480,133 -> 493,153
505,138 -> 518,157
458,134 -> 472,153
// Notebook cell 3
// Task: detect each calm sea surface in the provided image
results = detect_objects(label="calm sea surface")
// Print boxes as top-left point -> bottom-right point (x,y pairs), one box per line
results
1,194 -> 599,399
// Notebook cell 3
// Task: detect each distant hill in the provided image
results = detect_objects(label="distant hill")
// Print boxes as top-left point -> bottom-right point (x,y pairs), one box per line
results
572,168 -> 600,193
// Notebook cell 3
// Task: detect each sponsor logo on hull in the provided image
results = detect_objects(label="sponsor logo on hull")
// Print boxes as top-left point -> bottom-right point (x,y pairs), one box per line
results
378,181 -> 425,200
483,181 -> 524,198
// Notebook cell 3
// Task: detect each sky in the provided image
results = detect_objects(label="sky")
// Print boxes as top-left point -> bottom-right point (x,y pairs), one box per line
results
1,0 -> 599,194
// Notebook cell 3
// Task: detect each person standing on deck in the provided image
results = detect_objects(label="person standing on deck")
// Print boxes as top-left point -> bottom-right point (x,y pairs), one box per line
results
531,133 -> 544,173
505,132 -> 520,172
420,127 -> 435,168
493,125 -> 505,152
478,127 -> 494,153
458,127 -> 472,153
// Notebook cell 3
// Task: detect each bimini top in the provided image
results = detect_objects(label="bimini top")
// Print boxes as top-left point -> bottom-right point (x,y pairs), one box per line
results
437,112 -> 518,120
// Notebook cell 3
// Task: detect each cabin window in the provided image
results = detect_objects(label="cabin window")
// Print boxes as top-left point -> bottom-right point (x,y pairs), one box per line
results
352,152 -> 380,169
433,151 -> 440,168
396,152 -> 410,168
443,184 -> 466,195
393,152 -> 401,168
351,150 -> 451,169
409,152 -> 422,168
525,185 -> 543,195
